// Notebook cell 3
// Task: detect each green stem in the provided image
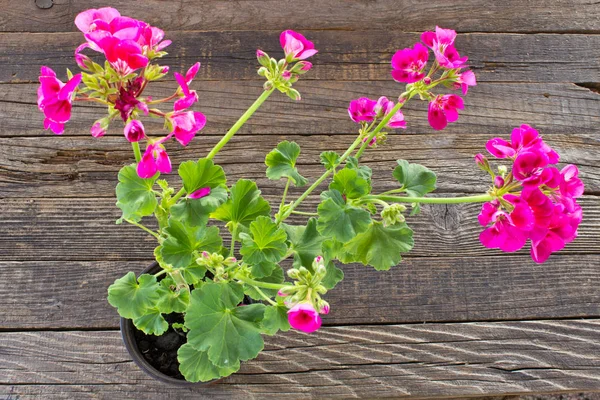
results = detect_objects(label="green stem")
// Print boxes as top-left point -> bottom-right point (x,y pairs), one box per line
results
276,135 -> 364,223
279,178 -> 291,214
230,223 -> 238,257
169,188 -> 186,206
124,218 -> 160,240
291,210 -> 319,216
132,142 -> 142,163
235,274 -> 286,290
154,269 -> 168,277
206,88 -> 275,160
368,193 -> 493,204
252,286 -> 277,306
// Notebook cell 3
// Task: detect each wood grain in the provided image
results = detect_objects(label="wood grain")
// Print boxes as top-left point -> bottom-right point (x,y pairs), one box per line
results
2,321 -> 600,398
1,31 -> 599,84
1,0 -> 599,33
1,253 -> 599,329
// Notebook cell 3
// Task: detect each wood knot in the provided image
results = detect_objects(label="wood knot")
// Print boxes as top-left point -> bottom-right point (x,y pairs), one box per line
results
35,0 -> 53,9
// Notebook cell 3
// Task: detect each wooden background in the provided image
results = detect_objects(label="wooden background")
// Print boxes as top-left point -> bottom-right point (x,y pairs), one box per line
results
1,1 -> 599,398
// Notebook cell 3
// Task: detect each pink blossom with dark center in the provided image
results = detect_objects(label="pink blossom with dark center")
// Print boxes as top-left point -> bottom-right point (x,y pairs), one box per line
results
124,120 -> 145,142
421,26 -> 467,69
287,302 -> 322,333
427,94 -> 464,130
348,97 -> 377,123
280,30 -> 318,61
37,66 -> 82,135
453,70 -> 477,95
390,42 -> 429,83
486,124 -> 559,163
374,96 -> 407,129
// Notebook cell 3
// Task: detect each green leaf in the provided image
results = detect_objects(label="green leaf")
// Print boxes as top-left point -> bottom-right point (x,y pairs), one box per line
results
178,343 -> 238,382
392,159 -> 437,197
178,159 -> 226,194
317,190 -> 372,242
132,308 -> 169,335
250,261 -> 278,279
107,272 -> 160,319
185,282 -> 266,369
211,179 -> 271,229
156,278 -> 190,314
160,220 -> 222,269
240,216 -> 288,267
171,187 -> 228,227
244,266 -> 284,300
115,164 -> 158,222
330,168 -> 371,199
343,221 -> 414,270
346,156 -> 373,181
319,151 -> 341,170
284,218 -> 325,269
265,141 -> 307,186
261,305 -> 291,335
321,239 -> 345,289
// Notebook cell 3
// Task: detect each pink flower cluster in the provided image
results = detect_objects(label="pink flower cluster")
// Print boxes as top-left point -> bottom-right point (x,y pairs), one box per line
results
348,96 -> 406,129
390,27 -> 476,130
37,7 -> 207,179
478,125 -> 584,263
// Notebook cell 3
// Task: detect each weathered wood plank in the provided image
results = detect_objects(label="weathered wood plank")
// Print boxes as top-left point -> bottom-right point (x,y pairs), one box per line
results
1,195 -> 598,261
1,0 -> 599,33
1,31 -> 599,83
1,253 -> 600,329
1,130 -> 598,197
2,321 -> 600,398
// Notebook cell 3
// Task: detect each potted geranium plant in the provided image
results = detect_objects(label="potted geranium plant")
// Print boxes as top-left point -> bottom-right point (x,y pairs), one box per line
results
37,8 -> 584,384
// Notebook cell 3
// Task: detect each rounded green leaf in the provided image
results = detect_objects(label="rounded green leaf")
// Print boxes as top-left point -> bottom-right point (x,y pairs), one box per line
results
133,308 -> 169,335
317,190 -> 372,242
393,159 -> 437,197
185,282 -> 266,369
284,218 -> 325,269
178,343 -> 238,383
330,168 -> 371,199
107,272 -> 160,319
265,141 -> 307,186
171,187 -> 228,227
210,179 -> 271,228
319,151 -> 341,170
115,164 -> 158,222
261,305 -> 291,336
160,220 -> 222,269
240,216 -> 288,266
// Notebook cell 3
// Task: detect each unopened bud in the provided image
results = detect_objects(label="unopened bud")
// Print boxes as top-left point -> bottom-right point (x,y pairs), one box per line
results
256,49 -> 270,67
257,67 -> 268,77
494,176 -> 505,188
423,76 -> 432,85
381,203 -> 407,226
90,118 -> 109,138
498,165 -> 508,176
263,80 -> 274,91
291,61 -> 312,74
282,70 -> 292,81
475,153 -> 491,173
319,301 -> 330,315
287,268 -> 300,279
286,88 -> 301,101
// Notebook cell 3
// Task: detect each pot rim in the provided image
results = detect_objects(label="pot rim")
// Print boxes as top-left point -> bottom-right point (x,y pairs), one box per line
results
119,261 -> 218,386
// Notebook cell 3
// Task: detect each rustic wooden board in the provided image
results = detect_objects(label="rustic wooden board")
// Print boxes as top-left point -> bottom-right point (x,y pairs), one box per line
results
1,254 -> 599,329
2,320 -> 600,398
2,0 -> 599,33
2,31 -> 599,84
2,82 -> 599,138
1,195 -> 598,261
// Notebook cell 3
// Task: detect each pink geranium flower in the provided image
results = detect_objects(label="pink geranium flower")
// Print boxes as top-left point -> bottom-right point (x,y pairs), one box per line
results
479,196 -> 534,252
137,142 -> 172,178
280,30 -> 318,61
390,43 -> 429,83
174,62 -> 200,111
114,77 -> 148,121
486,124 -> 559,163
74,7 -> 121,34
421,26 -> 467,69
375,97 -> 407,129
427,94 -> 464,130
124,120 -> 145,143
287,302 -> 322,333
453,70 -> 477,95
37,66 -> 82,134
137,23 -> 171,52
170,111 -> 207,146
559,165 -> 584,199
348,97 -> 377,123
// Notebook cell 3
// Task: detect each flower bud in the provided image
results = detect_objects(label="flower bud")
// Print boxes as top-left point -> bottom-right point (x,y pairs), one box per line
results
319,300 -> 330,315
286,88 -> 301,101
257,67 -> 268,77
90,118 -> 109,138
124,120 -> 145,143
201,251 -> 210,259
287,268 -> 300,279
282,70 -> 292,81
498,165 -> 508,176
263,80 -> 274,91
475,153 -> 491,172
256,49 -> 270,67
161,66 -> 170,74
381,203 -> 407,226
291,61 -> 312,74
494,176 -> 505,188
277,289 -> 288,297
423,76 -> 432,85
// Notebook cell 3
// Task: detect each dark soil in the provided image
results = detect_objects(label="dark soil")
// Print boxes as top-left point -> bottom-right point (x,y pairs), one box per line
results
133,312 -> 188,380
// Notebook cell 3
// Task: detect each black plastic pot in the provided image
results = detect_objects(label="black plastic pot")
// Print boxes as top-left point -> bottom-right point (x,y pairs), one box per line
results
119,262 -> 217,386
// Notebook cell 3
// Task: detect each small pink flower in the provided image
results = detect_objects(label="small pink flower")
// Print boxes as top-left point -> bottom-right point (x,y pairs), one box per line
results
390,42 -> 429,83
90,121 -> 106,138
421,26 -> 467,69
453,70 -> 477,95
170,111 -> 207,146
479,202 -> 532,253
280,30 -> 318,61
99,37 -> 149,75
37,66 -> 82,135
74,7 -> 121,34
287,303 -> 322,333
174,62 -> 200,111
427,94 -> 464,130
348,97 -> 377,123
277,290 -> 288,297
559,165 -> 584,199
512,151 -> 549,185
124,120 -> 145,143
188,187 -> 211,199
375,96 -> 407,129
137,142 -> 171,178
137,23 -> 171,52
486,125 -> 559,163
